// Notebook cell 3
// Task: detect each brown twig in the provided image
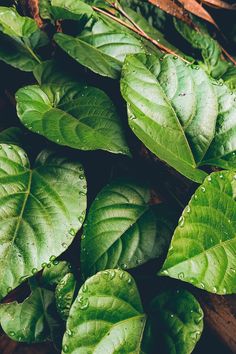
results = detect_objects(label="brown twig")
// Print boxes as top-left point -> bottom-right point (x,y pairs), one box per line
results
92,6 -> 192,64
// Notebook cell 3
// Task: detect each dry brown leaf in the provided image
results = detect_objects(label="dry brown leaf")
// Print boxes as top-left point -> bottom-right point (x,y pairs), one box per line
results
148,0 -> 193,26
178,0 -> 219,28
202,0 -> 236,10
28,0 -> 43,27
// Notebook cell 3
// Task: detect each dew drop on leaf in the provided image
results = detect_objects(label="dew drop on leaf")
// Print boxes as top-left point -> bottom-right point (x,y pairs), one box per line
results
178,272 -> 184,280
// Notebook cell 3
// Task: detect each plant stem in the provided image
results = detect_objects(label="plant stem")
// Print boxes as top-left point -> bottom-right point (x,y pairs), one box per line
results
24,43 -> 42,64
92,6 -> 192,64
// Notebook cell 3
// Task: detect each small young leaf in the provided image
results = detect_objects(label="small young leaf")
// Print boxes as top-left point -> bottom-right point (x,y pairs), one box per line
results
160,170 -> 236,294
41,260 -> 72,289
145,289 -> 204,354
81,180 -> 177,277
62,269 -> 146,353
55,273 -> 77,320
0,144 -> 87,299
0,7 -> 47,71
0,287 -> 61,343
174,18 -> 228,78
16,82 -> 130,156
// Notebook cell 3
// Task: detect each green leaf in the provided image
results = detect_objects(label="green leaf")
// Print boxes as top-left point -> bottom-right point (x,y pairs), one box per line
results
81,180 -> 177,277
55,272 -> 77,320
0,7 -> 47,71
62,269 -> 146,354
160,170 -> 236,294
121,53 -> 212,182
0,127 -> 25,147
33,60 -> 76,85
51,0 -> 93,21
145,289 -> 204,354
0,287 -> 61,343
0,144 -> 87,299
54,21 -> 146,79
15,82 -> 130,156
40,260 -> 72,289
222,65 -> 236,91
174,18 -> 228,79
203,84 -> 236,169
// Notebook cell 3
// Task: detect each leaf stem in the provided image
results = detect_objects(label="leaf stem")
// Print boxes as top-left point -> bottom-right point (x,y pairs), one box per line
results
92,6 -> 192,64
24,43 -> 42,64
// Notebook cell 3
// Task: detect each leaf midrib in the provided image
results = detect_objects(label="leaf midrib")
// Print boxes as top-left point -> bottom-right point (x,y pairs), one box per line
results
0,169 -> 32,293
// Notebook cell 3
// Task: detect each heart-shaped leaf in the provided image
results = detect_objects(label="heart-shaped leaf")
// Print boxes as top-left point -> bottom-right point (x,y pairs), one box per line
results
15,82 -> 130,156
54,18 -> 146,79
81,179 -> 159,277
0,144 -> 87,299
121,53 -> 236,182
55,273 -> 78,320
145,289 -> 204,354
62,269 -> 146,353
160,170 -> 236,294
0,287 -> 61,343
0,7 -> 47,71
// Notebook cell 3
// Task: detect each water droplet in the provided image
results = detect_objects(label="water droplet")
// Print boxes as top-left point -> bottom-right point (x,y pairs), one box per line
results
82,284 -> 88,293
32,268 -> 38,274
219,174 -> 223,179
42,262 -> 47,268
121,263 -> 128,270
173,56 -> 178,60
62,243 -> 67,249
69,228 -> 76,236
135,259 -> 142,265
66,329 -> 72,336
127,277 -> 132,284
119,271 -> 125,279
207,176 -> 212,182
179,92 -> 186,97
222,288 -> 227,294
186,205 -> 191,213
56,139 -> 60,143
62,344 -> 68,353
79,175 -> 85,180
53,260 -> 59,265
8,145 -> 13,149
170,314 -> 174,318
178,272 -> 184,280
7,287 -> 12,293
201,186 -> 206,193
81,234 -> 85,240
50,255 -> 56,262
162,270 -> 169,275
178,216 -> 185,227
9,331 -> 15,336
230,268 -> 236,273
194,194 -> 198,200
199,282 -> 205,289
78,297 -> 89,310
